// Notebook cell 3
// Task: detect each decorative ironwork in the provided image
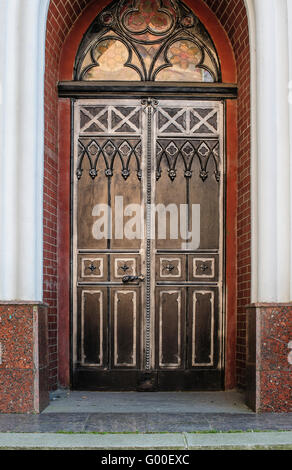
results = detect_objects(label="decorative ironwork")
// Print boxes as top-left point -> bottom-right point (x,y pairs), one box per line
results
156,138 -> 220,182
200,263 -> 209,272
74,0 -> 220,82
157,106 -> 219,135
88,263 -> 97,272
120,263 -> 130,272
142,97 -> 158,111
79,104 -> 142,134
165,264 -> 175,272
194,258 -> 215,278
76,137 -> 142,180
82,258 -> 103,278
122,274 -> 145,283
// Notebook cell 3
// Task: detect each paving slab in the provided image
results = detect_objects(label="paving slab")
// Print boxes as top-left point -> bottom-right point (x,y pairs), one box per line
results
185,431 -> 292,450
83,413 -> 211,433
0,432 -> 292,450
0,432 -> 185,450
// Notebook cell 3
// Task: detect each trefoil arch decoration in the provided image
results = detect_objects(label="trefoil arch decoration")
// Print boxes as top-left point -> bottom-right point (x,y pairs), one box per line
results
74,0 -> 221,83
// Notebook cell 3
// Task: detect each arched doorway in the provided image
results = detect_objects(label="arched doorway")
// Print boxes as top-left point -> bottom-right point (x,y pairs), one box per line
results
58,0 -> 237,391
47,0 -> 244,393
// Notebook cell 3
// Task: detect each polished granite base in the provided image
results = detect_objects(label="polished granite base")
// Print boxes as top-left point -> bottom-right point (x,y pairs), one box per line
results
0,302 -> 49,413
246,303 -> 292,412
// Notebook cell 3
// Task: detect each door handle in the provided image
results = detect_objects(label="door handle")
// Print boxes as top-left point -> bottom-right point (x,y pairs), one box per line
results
122,275 -> 145,284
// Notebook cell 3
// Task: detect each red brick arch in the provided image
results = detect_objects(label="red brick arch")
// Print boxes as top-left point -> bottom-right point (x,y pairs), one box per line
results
44,0 -> 250,390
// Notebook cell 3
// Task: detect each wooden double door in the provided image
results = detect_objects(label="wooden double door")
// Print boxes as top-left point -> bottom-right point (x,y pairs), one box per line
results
72,98 -> 224,390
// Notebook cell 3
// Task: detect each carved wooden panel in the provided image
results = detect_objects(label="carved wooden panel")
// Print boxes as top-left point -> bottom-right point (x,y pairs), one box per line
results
188,288 -> 219,368
156,288 -> 185,369
188,254 -> 219,282
156,255 -> 186,281
111,288 -> 140,368
77,288 -> 107,367
111,255 -> 140,281
78,254 -> 107,282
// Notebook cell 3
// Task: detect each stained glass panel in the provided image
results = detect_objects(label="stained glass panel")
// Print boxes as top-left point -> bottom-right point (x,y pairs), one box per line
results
75,0 -> 221,83
83,39 -> 140,81
123,0 -> 173,34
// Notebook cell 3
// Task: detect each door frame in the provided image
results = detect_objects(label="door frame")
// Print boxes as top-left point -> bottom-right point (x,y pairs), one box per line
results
65,85 -> 235,390
56,0 -> 239,390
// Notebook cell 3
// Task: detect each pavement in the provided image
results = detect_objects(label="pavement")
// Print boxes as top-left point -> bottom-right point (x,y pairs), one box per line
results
0,391 -> 291,450
0,431 -> 292,450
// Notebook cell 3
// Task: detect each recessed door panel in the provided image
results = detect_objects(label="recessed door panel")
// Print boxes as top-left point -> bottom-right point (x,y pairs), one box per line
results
76,287 -> 107,368
111,288 -> 140,368
155,287 -> 185,369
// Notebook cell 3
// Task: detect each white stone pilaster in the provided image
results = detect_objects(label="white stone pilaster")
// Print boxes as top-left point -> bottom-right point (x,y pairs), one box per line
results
0,0 -> 50,301
252,0 -> 291,302
0,0 -> 292,305
244,0 -> 258,302
287,0 -> 292,300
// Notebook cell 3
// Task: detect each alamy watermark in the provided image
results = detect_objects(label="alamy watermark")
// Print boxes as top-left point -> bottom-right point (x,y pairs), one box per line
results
91,196 -> 200,250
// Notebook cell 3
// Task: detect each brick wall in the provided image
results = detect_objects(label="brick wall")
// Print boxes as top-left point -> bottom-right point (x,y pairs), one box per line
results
204,0 -> 251,388
44,0 -> 89,389
44,0 -> 250,389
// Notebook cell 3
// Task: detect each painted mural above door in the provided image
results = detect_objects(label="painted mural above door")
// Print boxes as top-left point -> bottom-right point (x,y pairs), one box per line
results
74,0 -> 221,82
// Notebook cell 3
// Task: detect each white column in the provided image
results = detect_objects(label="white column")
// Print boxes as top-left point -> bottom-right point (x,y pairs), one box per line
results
244,0 -> 258,302
287,0 -> 292,300
252,0 -> 291,302
0,0 -> 50,301
0,0 -> 292,305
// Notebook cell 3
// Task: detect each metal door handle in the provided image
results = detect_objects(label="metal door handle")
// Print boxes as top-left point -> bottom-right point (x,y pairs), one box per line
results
122,275 -> 145,284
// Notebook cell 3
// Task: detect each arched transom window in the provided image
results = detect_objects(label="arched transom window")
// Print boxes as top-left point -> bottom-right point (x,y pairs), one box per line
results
74,0 -> 221,82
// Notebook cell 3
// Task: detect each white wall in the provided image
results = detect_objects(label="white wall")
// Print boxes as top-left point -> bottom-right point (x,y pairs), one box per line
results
0,0 -> 291,303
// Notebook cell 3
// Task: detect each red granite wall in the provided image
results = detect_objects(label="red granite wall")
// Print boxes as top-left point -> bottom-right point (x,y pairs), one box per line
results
246,304 -> 292,412
0,303 -> 49,414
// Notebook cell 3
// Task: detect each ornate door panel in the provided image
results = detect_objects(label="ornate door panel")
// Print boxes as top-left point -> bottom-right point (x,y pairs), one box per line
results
153,100 -> 223,389
72,98 -> 224,390
73,99 -> 145,389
